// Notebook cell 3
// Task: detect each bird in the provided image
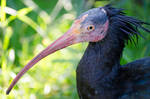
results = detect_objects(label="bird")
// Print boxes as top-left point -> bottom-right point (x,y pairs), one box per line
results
6,5 -> 150,99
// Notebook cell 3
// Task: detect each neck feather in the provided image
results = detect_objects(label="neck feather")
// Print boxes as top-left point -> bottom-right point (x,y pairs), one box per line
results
76,19 -> 131,97
77,28 -> 125,82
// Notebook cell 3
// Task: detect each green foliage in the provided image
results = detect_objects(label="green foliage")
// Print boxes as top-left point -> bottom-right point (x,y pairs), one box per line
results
0,0 -> 150,99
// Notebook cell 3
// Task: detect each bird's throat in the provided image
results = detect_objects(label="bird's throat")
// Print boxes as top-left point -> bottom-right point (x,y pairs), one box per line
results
76,32 -> 125,97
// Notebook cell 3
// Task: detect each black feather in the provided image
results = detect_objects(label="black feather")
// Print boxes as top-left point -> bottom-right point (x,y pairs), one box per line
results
77,5 -> 150,99
103,5 -> 150,44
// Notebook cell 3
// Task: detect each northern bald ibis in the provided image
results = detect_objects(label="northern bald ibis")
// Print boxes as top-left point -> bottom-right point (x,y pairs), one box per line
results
7,5 -> 150,99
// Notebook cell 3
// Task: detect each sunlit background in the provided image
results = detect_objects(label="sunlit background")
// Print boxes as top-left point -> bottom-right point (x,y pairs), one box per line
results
0,0 -> 150,99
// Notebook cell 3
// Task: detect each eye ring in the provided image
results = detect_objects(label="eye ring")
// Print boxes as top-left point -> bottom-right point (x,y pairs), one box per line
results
87,25 -> 95,31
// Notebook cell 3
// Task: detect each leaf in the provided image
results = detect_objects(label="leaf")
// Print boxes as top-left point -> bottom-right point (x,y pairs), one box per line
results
17,7 -> 33,16
3,27 -> 13,50
0,0 -> 6,22
17,15 -> 45,37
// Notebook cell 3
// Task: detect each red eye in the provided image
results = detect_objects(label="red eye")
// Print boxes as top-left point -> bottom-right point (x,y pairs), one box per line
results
87,25 -> 95,31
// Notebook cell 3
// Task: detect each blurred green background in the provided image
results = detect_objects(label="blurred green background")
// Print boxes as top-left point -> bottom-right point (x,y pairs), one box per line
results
0,0 -> 150,99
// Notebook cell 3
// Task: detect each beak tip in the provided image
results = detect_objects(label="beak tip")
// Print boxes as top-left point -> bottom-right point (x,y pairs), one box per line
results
6,28 -> 77,95
6,89 -> 10,95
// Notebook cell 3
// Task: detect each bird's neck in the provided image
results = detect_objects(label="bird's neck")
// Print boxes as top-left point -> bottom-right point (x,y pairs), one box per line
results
77,32 -> 125,83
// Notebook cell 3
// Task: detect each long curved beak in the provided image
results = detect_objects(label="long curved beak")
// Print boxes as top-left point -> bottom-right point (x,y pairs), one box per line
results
6,26 -> 80,94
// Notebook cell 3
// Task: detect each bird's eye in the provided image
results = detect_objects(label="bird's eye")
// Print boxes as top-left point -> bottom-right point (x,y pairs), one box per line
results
87,25 -> 95,31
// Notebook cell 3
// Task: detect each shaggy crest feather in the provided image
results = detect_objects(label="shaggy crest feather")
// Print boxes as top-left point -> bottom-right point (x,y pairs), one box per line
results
103,5 -> 150,44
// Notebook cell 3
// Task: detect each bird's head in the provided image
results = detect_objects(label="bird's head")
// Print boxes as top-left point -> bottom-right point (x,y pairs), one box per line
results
6,5 -> 150,94
68,7 -> 109,43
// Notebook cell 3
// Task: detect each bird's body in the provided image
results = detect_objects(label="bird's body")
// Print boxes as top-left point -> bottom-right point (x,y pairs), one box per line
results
6,5 -> 150,99
77,37 -> 150,99
77,5 -> 150,99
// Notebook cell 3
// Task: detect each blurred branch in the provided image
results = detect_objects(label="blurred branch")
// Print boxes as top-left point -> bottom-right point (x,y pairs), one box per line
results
1,7 -> 46,38
50,0 -> 64,22
0,0 -> 6,22
0,6 -> 17,16
23,0 -> 50,24
3,27 -> 12,51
